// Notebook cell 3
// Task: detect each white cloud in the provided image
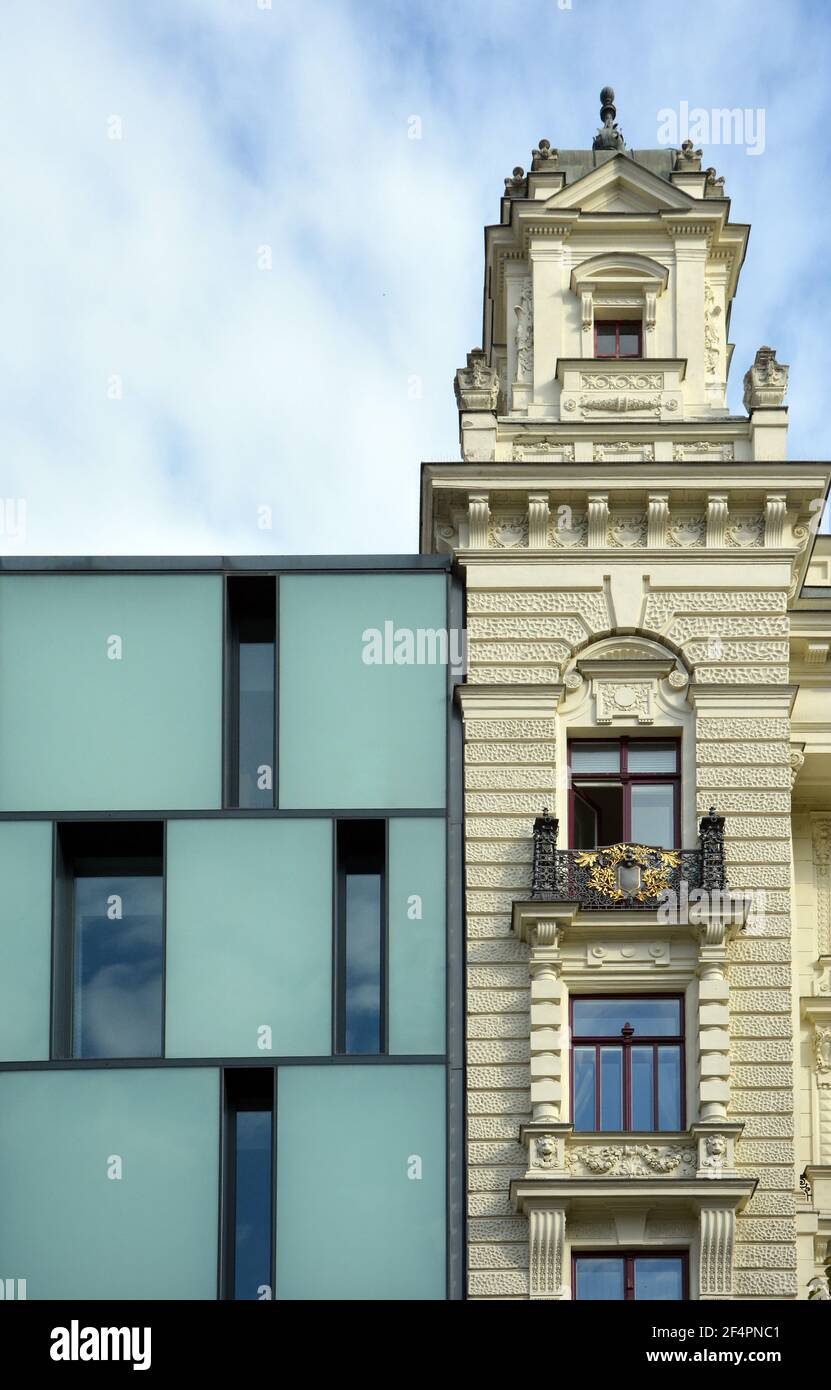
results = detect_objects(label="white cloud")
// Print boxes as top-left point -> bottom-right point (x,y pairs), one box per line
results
0,0 -> 827,557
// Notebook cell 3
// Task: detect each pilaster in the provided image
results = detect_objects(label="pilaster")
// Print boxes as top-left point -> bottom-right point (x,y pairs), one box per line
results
529,240 -> 566,415
668,228 -> 708,407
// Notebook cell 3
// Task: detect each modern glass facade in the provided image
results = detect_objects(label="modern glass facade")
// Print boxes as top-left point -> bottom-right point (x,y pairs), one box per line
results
0,558 -> 462,1301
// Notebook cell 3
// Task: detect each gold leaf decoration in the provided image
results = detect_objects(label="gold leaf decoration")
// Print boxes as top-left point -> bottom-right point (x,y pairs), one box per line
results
581,842 -> 678,902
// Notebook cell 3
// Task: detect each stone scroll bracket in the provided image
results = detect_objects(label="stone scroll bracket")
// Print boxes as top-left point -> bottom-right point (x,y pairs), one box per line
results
802,997 -> 831,1167
528,1206 -> 568,1301
513,1177 -> 755,1301
699,1205 -> 737,1299
812,815 -> 831,959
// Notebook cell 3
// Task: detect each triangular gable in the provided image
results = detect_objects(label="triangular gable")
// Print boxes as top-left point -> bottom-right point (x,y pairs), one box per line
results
543,153 -> 697,215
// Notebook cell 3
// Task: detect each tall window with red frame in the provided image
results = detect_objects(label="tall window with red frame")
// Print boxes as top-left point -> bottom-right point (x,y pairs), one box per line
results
569,737 -> 680,851
570,995 -> 685,1133
594,319 -> 642,357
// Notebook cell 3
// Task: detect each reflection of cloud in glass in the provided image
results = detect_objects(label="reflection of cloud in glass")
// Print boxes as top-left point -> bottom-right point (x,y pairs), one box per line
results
345,873 -> 381,1053
238,640 -> 274,808
74,875 -> 163,1058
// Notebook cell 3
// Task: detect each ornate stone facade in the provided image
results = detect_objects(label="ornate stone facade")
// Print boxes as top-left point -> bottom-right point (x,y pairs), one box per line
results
425,90 -> 831,1300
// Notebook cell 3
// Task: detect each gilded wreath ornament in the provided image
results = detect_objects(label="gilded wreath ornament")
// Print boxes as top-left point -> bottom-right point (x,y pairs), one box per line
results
574,842 -> 681,902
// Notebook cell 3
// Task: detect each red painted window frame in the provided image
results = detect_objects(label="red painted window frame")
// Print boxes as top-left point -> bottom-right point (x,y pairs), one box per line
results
572,1249 -> 689,1301
569,993 -> 686,1132
567,736 -> 681,849
594,319 -> 643,358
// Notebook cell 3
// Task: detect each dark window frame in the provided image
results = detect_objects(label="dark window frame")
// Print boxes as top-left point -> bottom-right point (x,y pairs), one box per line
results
220,1067 -> 275,1301
569,993 -> 686,1133
594,319 -> 643,359
568,736 -> 681,849
572,1249 -> 689,1301
225,575 -> 278,810
52,821 -> 165,1061
334,819 -> 388,1056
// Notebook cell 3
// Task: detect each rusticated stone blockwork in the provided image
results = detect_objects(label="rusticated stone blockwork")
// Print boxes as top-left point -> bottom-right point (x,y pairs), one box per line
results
459,585 -> 799,1299
464,696 -> 555,1300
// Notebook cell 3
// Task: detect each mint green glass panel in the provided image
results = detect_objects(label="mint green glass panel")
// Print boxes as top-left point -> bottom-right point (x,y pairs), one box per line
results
276,1065 -> 445,1299
0,1068 -> 219,1299
165,819 -> 332,1057
388,818 -> 446,1054
0,821 -> 52,1061
279,574 -> 447,809
0,575 -> 222,811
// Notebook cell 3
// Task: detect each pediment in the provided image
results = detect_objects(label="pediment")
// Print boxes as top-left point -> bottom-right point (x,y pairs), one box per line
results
570,635 -> 689,693
578,636 -> 675,664
581,182 -> 664,213
570,252 -> 669,297
543,154 -> 697,216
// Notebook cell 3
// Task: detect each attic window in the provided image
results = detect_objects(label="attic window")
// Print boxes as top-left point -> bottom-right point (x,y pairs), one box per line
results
595,320 -> 642,358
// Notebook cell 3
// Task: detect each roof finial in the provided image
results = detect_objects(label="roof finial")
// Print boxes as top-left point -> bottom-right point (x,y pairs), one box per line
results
593,85 -> 626,152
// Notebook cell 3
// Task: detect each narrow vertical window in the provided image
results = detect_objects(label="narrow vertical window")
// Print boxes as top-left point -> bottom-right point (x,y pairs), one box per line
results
54,822 -> 164,1060
336,820 -> 385,1054
227,577 -> 276,808
223,1069 -> 274,1301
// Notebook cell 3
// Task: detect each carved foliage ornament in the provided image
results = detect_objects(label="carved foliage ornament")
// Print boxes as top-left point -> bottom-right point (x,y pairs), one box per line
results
674,443 -> 734,461
668,515 -> 706,547
581,373 -> 663,391
704,283 -> 722,376
513,438 -> 575,460
726,515 -> 764,548
490,515 -> 529,548
594,442 -> 655,462
550,511 -> 587,547
566,1144 -> 695,1177
610,514 -> 647,547
815,1026 -> 831,1087
515,279 -> 533,383
565,394 -> 672,416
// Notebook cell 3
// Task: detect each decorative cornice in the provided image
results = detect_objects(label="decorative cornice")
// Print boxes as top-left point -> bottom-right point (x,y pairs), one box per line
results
454,684 -> 564,722
511,1176 -> 756,1209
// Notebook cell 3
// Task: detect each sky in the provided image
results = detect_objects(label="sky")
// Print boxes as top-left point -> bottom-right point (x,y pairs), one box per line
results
1,0 -> 829,556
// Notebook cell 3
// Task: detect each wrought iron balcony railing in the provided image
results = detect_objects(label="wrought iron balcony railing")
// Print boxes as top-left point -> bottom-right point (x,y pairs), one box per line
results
530,806 -> 726,909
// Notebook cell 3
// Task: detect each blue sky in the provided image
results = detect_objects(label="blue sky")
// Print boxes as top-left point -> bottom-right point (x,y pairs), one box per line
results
1,0 -> 829,555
